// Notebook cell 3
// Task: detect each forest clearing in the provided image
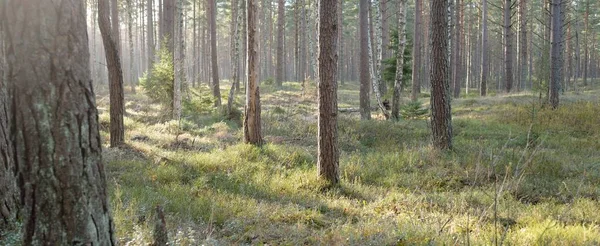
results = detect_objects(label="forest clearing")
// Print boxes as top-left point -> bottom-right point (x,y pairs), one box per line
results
2,0 -> 600,245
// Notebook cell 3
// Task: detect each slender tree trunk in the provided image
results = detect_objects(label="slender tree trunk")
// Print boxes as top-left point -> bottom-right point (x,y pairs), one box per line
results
228,0 -> 242,116
411,0 -> 422,101
100,0 -> 126,147
549,0 -> 562,108
480,0 -> 489,96
276,0 -> 285,87
583,1 -> 589,87
338,0 -> 345,86
430,0 -> 452,150
3,0 -> 117,243
173,0 -> 184,120
392,0 -> 408,120
317,0 -> 339,185
518,0 -> 527,91
452,0 -> 462,98
504,0 -> 513,93
245,0 -> 263,145
127,0 -> 137,94
209,0 -> 222,106
369,0 -> 388,118
359,0 -> 371,120
147,0 -> 155,73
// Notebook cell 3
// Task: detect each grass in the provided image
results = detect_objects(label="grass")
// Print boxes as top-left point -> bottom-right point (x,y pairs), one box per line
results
98,81 -> 600,245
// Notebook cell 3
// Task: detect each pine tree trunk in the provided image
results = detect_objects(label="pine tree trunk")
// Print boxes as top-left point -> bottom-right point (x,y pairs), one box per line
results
148,0 -> 155,74
411,0 -> 423,101
430,0 -> 453,150
127,0 -> 137,94
549,0 -> 562,109
245,0 -> 263,145
4,0 -> 117,243
480,0 -> 488,96
209,0 -> 222,106
111,0 -> 122,54
518,0 -> 527,91
0,25 -> 18,229
583,1 -> 589,87
338,0 -> 345,86
452,0 -> 462,98
504,0 -> 513,93
276,0 -> 285,87
100,0 -> 126,147
228,0 -> 242,116
317,0 -> 340,185
392,0 -> 408,120
359,0 -> 371,120
173,0 -> 184,120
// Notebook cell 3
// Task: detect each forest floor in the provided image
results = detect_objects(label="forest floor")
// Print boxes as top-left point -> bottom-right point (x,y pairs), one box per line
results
99,81 -> 600,245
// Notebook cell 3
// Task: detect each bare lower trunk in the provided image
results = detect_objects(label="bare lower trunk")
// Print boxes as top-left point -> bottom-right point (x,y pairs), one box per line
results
245,0 -> 263,145
549,0 -> 562,109
4,0 -> 116,243
411,0 -> 422,101
480,0 -> 489,96
317,0 -> 339,185
276,0 -> 285,87
430,0 -> 453,150
359,0 -> 371,120
209,0 -> 222,106
100,0 -> 126,147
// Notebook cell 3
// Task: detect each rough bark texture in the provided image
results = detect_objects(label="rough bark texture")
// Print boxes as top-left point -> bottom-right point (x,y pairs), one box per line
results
480,0 -> 489,96
392,0 -> 407,120
276,0 -> 285,87
452,0 -> 462,98
338,0 -> 344,86
127,0 -> 137,94
549,0 -> 562,109
228,0 -> 242,116
100,0 -> 126,147
359,0 -> 371,120
3,0 -> 117,244
317,0 -> 339,185
245,0 -> 263,146
209,0 -> 222,106
0,23 -> 18,230
411,0 -> 422,101
430,0 -> 453,150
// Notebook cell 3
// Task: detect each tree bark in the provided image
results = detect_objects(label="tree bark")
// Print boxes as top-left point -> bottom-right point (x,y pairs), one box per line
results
452,0 -> 462,98
430,0 -> 453,150
504,0 -> 514,93
0,23 -> 18,229
411,0 -> 422,101
549,0 -> 562,109
245,0 -> 263,145
317,0 -> 339,185
209,0 -> 222,106
100,0 -> 126,147
173,0 -> 184,120
369,0 -> 388,119
480,0 -> 489,96
518,0 -> 527,91
392,0 -> 408,120
359,0 -> 371,120
148,0 -> 155,74
276,0 -> 285,87
3,0 -> 117,243
111,0 -> 122,55
127,0 -> 137,94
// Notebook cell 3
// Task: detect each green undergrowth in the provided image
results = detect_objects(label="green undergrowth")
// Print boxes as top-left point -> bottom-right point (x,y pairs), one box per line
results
99,85 -> 600,245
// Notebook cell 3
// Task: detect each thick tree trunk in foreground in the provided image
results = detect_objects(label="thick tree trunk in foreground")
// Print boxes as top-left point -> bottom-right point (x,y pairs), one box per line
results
209,0 -> 222,106
100,0 -> 126,147
430,0 -> 453,150
0,26 -> 18,229
3,0 -> 116,243
245,0 -> 263,145
392,0 -> 408,120
359,0 -> 371,120
318,0 -> 339,185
